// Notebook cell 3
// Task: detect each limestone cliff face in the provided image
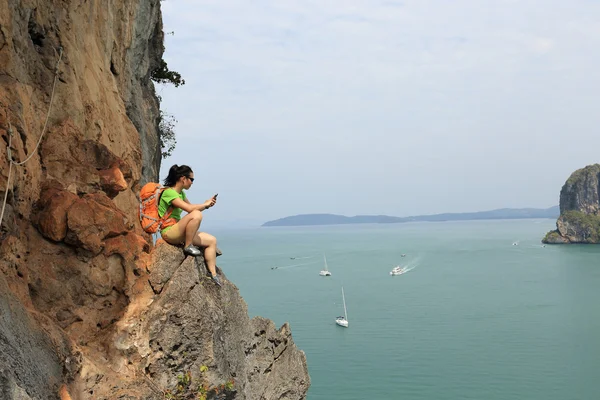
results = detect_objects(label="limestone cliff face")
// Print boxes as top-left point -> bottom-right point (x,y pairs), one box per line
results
0,2 -> 309,399
543,164 -> 600,244
122,245 -> 310,400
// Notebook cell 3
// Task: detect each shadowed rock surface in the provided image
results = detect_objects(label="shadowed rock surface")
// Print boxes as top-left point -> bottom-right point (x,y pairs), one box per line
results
135,244 -> 310,399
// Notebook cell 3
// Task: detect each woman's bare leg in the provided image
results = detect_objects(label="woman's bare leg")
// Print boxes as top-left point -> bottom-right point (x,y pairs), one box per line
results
183,210 -> 202,247
193,232 -> 218,277
161,210 -> 202,246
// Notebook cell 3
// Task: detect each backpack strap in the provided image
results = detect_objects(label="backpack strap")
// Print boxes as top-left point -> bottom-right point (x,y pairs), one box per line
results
157,187 -> 175,230
162,206 -> 174,221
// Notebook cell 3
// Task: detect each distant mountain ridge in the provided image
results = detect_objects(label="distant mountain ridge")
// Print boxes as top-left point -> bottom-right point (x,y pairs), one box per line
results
262,206 -> 560,227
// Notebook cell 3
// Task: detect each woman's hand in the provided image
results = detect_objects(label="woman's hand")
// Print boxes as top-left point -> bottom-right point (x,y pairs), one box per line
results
203,196 -> 217,210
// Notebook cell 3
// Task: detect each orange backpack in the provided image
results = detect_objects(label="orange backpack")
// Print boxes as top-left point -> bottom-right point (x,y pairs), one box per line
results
139,182 -> 177,234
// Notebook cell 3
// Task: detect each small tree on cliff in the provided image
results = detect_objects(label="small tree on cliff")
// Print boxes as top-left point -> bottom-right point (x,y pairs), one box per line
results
158,111 -> 177,159
152,56 -> 184,159
151,59 -> 185,87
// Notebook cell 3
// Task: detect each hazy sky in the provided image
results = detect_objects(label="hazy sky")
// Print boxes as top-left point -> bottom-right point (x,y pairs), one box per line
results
158,0 -> 600,226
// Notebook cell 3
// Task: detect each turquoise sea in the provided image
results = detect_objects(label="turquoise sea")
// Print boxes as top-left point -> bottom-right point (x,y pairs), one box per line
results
213,219 -> 600,400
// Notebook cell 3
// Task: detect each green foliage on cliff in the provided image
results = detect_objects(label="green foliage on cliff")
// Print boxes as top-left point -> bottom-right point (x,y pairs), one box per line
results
151,35 -> 185,159
562,210 -> 600,243
163,368 -> 235,400
158,111 -> 177,158
151,59 -> 185,87
566,164 -> 600,186
542,230 -> 562,243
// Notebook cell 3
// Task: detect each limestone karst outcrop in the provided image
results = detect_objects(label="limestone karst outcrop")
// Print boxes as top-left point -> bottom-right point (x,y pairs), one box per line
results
543,164 -> 600,244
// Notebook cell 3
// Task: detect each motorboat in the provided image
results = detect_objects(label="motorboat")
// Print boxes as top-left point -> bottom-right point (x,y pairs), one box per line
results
390,265 -> 407,276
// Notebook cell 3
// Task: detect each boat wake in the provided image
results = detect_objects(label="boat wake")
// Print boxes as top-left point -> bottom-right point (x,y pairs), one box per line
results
270,260 -> 320,270
403,264 -> 418,273
289,255 -> 316,260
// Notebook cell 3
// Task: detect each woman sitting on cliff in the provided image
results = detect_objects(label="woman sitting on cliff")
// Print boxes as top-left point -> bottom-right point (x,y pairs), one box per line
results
159,164 -> 221,286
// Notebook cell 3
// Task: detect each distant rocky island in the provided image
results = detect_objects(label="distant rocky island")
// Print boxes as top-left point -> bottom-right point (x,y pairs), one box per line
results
263,206 -> 559,227
543,164 -> 600,244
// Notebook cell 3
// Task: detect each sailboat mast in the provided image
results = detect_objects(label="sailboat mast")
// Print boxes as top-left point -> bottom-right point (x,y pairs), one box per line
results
324,255 -> 328,271
342,286 -> 348,320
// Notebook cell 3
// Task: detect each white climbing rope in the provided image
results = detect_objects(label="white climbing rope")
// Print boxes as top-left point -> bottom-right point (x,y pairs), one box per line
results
13,47 -> 63,166
0,129 -> 13,228
0,47 -> 63,230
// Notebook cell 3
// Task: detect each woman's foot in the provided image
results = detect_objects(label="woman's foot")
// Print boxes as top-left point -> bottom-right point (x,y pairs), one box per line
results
183,245 -> 201,257
211,275 -> 222,287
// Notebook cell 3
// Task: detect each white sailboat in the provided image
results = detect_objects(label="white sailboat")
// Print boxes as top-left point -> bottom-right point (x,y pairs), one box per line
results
335,286 -> 349,328
319,255 -> 332,276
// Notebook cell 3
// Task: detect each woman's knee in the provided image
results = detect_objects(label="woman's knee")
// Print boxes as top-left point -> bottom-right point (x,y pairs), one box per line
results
198,232 -> 217,247
207,234 -> 217,247
189,210 -> 203,221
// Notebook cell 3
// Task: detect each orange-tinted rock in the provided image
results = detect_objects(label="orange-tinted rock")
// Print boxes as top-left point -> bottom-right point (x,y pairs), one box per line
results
0,1 -> 162,398
85,192 -> 135,231
59,384 -> 73,400
65,193 -> 129,254
40,121 -> 102,195
98,164 -> 128,198
103,232 -> 149,262
40,122 -> 137,197
84,254 -> 126,297
0,2 -> 310,399
33,187 -> 79,242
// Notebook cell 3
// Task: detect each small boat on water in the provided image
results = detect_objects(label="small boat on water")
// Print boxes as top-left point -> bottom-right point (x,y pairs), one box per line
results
319,255 -> 332,276
335,286 -> 349,328
390,265 -> 408,276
